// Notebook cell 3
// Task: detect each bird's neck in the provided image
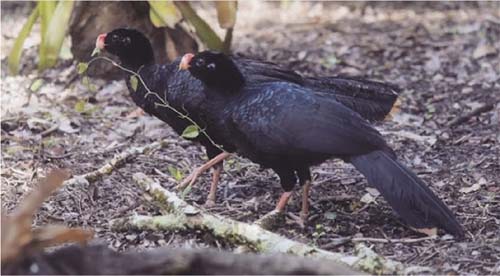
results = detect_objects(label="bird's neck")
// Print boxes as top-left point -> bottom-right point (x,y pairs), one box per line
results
204,71 -> 245,94
121,53 -> 154,72
122,59 -> 154,72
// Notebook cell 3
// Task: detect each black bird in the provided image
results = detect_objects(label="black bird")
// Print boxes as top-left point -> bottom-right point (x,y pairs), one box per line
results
95,28 -> 399,206
179,51 -> 464,237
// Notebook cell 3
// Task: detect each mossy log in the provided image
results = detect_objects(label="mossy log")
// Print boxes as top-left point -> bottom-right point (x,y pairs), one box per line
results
110,173 -> 431,274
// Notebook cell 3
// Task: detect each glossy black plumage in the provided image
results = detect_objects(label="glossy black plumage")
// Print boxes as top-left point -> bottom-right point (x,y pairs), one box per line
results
98,28 -> 400,164
234,57 -> 399,121
184,51 -> 464,237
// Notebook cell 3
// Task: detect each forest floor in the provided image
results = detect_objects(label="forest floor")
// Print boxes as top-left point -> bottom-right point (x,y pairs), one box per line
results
2,2 -> 499,274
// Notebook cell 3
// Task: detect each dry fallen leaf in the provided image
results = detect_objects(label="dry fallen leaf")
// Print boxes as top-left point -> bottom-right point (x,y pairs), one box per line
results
459,177 -> 486,193
472,44 -> 497,59
2,169 -> 67,264
459,183 -> 482,193
365,187 -> 380,197
360,193 -> 376,204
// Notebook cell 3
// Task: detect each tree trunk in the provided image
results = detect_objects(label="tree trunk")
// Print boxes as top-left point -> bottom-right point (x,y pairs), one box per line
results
69,1 -> 197,79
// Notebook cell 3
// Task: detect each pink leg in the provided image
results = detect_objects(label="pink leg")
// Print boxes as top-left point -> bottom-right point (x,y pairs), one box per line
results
300,180 -> 311,221
126,107 -> 145,118
205,163 -> 222,207
275,191 -> 293,212
177,152 -> 230,189
255,191 -> 292,229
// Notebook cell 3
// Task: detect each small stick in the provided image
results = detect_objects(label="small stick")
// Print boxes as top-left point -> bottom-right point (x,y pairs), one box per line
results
351,236 -> 437,244
448,103 -> 495,127
64,139 -> 170,186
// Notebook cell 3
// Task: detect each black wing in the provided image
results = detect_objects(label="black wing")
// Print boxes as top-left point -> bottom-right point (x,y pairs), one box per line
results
304,76 -> 399,121
229,82 -> 391,157
234,56 -> 304,84
232,56 -> 398,121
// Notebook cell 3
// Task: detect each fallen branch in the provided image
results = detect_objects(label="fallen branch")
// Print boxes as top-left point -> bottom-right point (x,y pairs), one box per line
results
352,236 -> 437,243
448,103 -> 495,127
64,139 -> 170,187
323,236 -> 437,245
110,173 -> 432,274
2,169 -> 358,275
40,123 -> 59,137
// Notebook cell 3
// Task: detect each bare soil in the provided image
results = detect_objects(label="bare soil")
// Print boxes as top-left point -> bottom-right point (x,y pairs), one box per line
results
2,2 -> 499,274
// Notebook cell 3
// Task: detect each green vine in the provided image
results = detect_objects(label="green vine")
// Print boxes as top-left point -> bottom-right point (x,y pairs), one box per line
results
79,57 -> 225,153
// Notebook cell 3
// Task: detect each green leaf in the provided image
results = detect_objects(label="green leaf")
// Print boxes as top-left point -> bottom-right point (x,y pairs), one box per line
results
222,27 -> 233,54
181,125 -> 199,139
30,79 -> 44,92
77,62 -> 88,74
82,76 -> 90,86
174,1 -> 223,51
148,1 -> 182,28
81,76 -> 97,92
89,84 -> 97,93
91,47 -> 100,57
8,6 -> 39,74
38,1 -> 56,70
39,1 -> 74,70
74,100 -> 86,113
215,1 -> 237,29
216,1 -> 237,53
129,75 -> 139,92
38,1 -> 56,34
167,166 -> 184,182
59,39 -> 73,60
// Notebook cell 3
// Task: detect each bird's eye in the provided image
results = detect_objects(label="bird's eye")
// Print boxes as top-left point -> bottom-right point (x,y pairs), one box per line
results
195,59 -> 205,67
111,34 -> 118,41
123,37 -> 131,44
206,63 -> 216,70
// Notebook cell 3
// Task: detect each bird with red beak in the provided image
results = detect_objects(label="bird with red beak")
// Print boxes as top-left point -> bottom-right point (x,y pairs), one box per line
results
94,29 -> 154,71
179,53 -> 194,71
95,33 -> 107,50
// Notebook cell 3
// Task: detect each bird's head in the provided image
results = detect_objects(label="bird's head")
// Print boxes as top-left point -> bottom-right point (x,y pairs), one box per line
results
179,51 -> 244,91
95,28 -> 154,70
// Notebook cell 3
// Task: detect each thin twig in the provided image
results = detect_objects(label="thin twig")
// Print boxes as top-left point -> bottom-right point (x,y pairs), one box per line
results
448,103 -> 495,127
64,139 -> 170,187
40,123 -> 59,137
351,236 -> 437,243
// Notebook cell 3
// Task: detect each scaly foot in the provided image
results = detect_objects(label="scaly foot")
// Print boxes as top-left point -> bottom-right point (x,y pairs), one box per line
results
176,169 -> 200,190
255,210 -> 286,230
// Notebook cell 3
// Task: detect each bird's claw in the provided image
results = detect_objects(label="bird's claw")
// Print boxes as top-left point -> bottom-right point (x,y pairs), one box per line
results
126,107 -> 145,118
288,212 -> 309,229
176,169 -> 200,190
300,211 -> 308,224
254,210 -> 286,230
204,199 -> 216,208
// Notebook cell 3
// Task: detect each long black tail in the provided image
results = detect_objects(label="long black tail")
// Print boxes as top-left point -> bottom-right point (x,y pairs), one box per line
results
350,150 -> 464,237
